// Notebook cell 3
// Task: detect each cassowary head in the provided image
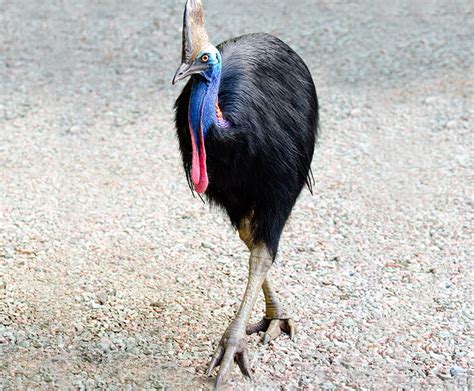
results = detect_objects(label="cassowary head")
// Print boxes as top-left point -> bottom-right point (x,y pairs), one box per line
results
172,0 -> 221,84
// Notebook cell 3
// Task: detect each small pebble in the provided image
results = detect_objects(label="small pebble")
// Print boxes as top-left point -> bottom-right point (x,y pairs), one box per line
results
98,341 -> 111,354
349,108 -> 362,117
96,292 -> 107,305
438,330 -> 451,339
3,247 -> 14,259
449,366 -> 464,377
445,120 -> 457,129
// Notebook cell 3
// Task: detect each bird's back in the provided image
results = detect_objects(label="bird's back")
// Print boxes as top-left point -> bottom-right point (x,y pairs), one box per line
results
175,33 -> 318,255
218,33 -> 318,138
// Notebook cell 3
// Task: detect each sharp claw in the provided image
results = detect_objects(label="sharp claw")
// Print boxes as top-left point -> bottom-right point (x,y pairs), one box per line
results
288,319 -> 296,340
262,333 -> 270,344
236,349 -> 253,380
207,345 -> 224,377
214,374 -> 224,389
214,347 -> 236,388
267,320 -> 282,340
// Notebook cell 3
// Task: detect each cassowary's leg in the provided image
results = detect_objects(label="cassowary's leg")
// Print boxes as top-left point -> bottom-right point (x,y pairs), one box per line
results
246,278 -> 296,343
207,243 -> 272,387
239,220 -> 296,344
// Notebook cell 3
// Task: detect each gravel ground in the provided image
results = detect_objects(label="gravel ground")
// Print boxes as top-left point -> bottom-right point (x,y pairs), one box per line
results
1,0 -> 473,389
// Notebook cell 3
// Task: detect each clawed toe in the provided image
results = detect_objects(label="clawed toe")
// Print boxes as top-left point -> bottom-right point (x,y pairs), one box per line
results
247,317 -> 296,344
207,335 -> 252,388
208,316 -> 295,387
246,317 -> 269,335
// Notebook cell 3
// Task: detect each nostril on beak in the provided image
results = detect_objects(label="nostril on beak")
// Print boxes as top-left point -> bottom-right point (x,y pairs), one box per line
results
172,64 -> 190,85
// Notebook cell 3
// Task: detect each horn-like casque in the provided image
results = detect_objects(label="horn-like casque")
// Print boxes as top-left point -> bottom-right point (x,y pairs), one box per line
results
181,0 -> 210,64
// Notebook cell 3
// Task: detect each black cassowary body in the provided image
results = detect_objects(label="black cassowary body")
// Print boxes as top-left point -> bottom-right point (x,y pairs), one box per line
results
172,0 -> 318,387
175,33 -> 318,256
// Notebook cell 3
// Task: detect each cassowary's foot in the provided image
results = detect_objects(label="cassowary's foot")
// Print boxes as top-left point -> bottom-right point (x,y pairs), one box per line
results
246,278 -> 296,343
207,324 -> 252,387
246,316 -> 296,344
207,242 -> 272,388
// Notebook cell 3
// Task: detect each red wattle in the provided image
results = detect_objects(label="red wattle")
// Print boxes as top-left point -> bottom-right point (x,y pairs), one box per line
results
188,110 -> 208,194
195,126 -> 208,193
189,124 -> 201,185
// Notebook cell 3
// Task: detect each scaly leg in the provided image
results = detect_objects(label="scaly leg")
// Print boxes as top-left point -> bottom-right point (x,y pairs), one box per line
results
246,278 -> 296,344
207,244 -> 272,387
238,219 -> 296,344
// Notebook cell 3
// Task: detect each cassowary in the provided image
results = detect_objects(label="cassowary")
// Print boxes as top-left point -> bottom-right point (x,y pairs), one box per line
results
172,0 -> 318,386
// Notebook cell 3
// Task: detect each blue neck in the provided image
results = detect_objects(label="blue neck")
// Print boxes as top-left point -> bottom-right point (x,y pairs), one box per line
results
189,63 -> 222,146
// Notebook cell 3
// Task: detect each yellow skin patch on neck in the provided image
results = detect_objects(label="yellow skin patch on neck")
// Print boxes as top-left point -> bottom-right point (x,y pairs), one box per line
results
215,100 -> 224,121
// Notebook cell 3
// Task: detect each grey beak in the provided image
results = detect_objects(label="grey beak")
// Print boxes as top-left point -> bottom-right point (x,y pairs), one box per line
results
172,63 -> 192,85
172,62 -> 209,85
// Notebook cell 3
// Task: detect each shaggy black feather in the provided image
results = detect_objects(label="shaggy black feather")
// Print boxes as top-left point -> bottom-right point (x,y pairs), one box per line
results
175,33 -> 319,257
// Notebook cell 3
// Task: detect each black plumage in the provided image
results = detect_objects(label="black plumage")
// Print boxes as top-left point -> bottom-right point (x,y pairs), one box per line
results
175,33 -> 318,257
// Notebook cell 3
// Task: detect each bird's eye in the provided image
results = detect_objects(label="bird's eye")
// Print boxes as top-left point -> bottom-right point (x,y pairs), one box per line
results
201,54 -> 209,62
